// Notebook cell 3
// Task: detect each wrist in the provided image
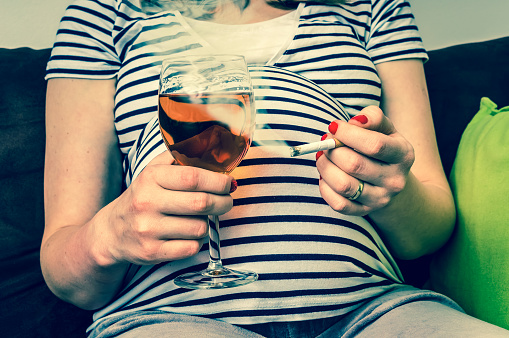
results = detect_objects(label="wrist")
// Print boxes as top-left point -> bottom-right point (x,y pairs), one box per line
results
86,201 -> 126,270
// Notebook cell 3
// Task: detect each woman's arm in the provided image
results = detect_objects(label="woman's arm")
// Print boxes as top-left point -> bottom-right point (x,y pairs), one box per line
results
370,59 -> 455,259
42,78 -> 127,310
41,78 -> 235,310
317,59 -> 455,260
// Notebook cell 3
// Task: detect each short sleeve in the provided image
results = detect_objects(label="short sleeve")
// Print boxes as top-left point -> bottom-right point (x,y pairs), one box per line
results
45,0 -> 120,80
366,0 -> 428,64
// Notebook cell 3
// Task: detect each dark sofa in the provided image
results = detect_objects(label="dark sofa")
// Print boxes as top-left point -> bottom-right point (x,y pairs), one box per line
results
1,37 -> 508,337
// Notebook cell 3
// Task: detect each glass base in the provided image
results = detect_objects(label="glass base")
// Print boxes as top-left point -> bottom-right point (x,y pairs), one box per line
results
174,267 -> 258,289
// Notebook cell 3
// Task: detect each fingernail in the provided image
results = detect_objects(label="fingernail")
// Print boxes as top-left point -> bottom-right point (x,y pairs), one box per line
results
319,175 -> 322,180
328,121 -> 338,134
351,115 -> 368,124
316,151 -> 323,160
230,179 -> 238,193
321,134 -> 328,141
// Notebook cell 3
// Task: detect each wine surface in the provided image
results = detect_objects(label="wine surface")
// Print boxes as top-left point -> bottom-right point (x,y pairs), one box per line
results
159,92 -> 253,173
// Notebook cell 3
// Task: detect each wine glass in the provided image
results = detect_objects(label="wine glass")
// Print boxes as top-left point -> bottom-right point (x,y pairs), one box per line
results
158,54 -> 258,289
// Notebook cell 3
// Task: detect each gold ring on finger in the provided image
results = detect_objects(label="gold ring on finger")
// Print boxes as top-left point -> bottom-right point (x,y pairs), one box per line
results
348,180 -> 364,201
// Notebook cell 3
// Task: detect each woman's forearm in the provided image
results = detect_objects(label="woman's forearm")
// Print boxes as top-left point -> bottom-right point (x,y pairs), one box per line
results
368,171 -> 456,260
40,202 -> 129,310
370,59 -> 456,259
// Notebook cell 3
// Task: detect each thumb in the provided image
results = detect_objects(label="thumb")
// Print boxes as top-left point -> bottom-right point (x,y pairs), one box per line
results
349,106 -> 396,136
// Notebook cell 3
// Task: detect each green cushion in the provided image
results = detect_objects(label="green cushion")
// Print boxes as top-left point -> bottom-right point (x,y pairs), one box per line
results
429,97 -> 509,329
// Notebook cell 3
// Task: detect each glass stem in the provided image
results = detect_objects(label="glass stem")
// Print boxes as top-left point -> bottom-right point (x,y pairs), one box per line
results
207,215 -> 224,271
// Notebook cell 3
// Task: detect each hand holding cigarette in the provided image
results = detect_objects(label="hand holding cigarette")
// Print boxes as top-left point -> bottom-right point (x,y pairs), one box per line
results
289,138 -> 344,157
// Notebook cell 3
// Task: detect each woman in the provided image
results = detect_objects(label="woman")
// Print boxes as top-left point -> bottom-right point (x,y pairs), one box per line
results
41,0 -> 509,336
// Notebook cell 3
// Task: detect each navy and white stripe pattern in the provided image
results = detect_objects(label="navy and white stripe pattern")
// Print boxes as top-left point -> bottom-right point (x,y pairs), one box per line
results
100,66 -> 403,328
124,65 -> 352,185
45,0 -> 427,330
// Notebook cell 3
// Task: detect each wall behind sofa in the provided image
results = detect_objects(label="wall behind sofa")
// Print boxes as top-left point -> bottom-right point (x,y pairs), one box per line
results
1,0 -> 509,51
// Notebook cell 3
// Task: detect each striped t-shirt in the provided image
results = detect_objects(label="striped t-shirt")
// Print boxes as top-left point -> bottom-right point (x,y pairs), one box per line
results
46,0 -> 428,331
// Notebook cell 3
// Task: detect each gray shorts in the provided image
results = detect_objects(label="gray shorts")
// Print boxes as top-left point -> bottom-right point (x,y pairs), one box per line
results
88,284 -> 509,338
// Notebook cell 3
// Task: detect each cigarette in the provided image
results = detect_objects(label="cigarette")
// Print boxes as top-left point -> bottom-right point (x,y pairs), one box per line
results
289,138 -> 344,157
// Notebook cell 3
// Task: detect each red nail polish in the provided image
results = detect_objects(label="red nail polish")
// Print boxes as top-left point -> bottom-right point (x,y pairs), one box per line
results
319,175 -> 323,180
351,115 -> 368,124
321,134 -> 328,141
229,179 -> 238,193
328,121 -> 338,134
316,151 -> 323,160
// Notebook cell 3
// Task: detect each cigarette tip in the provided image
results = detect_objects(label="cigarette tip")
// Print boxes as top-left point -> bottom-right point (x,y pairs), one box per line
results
290,146 -> 301,157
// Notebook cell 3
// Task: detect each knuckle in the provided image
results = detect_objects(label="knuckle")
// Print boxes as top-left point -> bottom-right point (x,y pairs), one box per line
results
189,192 -> 213,213
329,198 -> 350,214
385,176 -> 406,194
335,180 -> 357,198
376,194 -> 392,209
130,219 -> 152,237
367,138 -> 387,157
179,167 -> 201,191
403,145 -> 416,166
343,155 -> 365,176
130,193 -> 152,213
192,219 -> 209,238
138,241 -> 159,262
138,165 -> 156,184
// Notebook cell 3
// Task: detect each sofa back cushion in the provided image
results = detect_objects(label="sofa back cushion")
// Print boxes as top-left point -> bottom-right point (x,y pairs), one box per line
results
0,47 -> 92,337
425,36 -> 509,176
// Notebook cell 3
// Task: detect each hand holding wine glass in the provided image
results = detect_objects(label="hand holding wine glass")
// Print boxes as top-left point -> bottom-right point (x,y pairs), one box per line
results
158,54 -> 258,289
